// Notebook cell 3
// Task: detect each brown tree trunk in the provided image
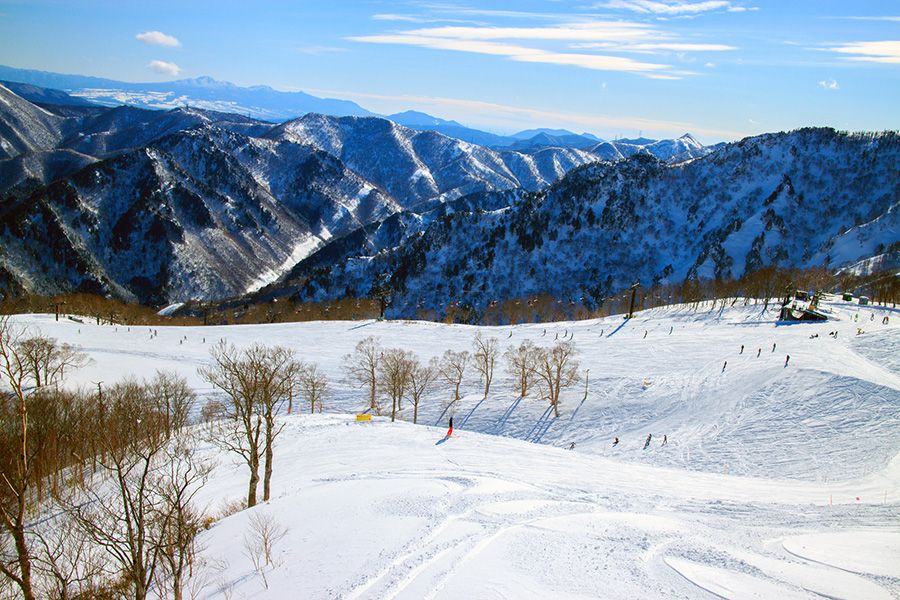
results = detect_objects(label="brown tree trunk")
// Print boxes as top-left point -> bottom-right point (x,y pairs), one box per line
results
11,517 -> 36,600
248,451 -> 259,507
263,423 -> 274,502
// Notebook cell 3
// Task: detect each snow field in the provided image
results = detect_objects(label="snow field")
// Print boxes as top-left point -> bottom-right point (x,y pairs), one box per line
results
12,295 -> 900,598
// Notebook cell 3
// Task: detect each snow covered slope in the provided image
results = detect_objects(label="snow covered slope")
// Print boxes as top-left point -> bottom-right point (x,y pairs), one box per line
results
12,296 -> 899,598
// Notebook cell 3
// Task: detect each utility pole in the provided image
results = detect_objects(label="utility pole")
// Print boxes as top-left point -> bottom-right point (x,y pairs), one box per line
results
582,369 -> 590,401
627,281 -> 641,319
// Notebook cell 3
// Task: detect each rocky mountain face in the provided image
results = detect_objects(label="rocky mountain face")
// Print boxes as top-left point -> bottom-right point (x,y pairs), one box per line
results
3,82 -> 893,311
280,128 -> 899,317
2,83 -> 683,304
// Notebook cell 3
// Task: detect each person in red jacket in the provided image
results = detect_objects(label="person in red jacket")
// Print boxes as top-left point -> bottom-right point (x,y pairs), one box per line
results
446,416 -> 453,438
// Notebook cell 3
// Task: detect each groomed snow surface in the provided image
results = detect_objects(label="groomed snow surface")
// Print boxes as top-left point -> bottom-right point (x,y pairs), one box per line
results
14,296 -> 900,599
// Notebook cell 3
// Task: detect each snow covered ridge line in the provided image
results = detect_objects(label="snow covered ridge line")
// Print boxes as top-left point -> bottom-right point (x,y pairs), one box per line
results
286,128 -> 900,318
1,78 -> 897,308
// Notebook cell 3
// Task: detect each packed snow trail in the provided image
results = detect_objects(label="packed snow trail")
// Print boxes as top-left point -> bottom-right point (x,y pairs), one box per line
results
184,415 -> 899,599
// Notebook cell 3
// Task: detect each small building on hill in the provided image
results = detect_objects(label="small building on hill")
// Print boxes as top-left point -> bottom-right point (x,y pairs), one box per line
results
779,293 -> 828,322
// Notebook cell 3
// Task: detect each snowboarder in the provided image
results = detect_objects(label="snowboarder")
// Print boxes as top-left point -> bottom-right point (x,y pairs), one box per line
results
883,316 -> 890,325
740,345 -> 744,354
569,442 -> 576,450
643,433 -> 652,450
446,416 -> 454,438
661,435 -> 667,446
784,355 -> 790,368
722,361 -> 727,373
613,437 -> 619,447
508,331 -> 512,338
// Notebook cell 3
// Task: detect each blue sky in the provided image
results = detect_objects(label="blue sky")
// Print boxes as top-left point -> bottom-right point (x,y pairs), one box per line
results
1,0 -> 898,141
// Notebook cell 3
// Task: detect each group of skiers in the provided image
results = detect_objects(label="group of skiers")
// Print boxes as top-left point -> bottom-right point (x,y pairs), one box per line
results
722,341 -> 789,372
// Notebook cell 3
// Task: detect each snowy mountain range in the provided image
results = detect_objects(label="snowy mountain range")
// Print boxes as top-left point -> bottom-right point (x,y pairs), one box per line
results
278,129 -> 899,316
1,81 -> 896,308
0,65 -> 712,154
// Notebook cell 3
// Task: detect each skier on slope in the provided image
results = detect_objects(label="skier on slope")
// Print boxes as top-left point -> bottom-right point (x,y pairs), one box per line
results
661,435 -> 667,446
613,437 -> 619,447
784,355 -> 790,368
757,348 -> 761,357
446,416 -> 453,438
740,345 -> 744,354
722,361 -> 727,373
643,433 -> 652,450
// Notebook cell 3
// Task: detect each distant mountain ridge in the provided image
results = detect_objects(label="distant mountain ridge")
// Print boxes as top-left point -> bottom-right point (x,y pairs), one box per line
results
0,65 -> 375,121
3,82 -> 887,313
1,82 -> 676,303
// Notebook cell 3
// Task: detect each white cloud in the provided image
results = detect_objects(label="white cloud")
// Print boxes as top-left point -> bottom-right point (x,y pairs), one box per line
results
136,30 -> 180,47
595,1 -> 751,15
147,60 -> 181,76
295,45 -> 348,55
574,41 -> 735,52
829,40 -> 900,64
351,19 -> 735,77
818,78 -> 839,90
350,33 -> 666,72
832,16 -> 900,23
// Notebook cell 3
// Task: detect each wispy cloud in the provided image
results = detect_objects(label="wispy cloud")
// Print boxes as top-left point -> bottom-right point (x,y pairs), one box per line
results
573,41 -> 735,52
818,78 -> 839,90
350,20 -> 734,77
829,40 -> 900,64
136,30 -> 180,47
828,16 -> 900,23
350,33 -> 666,73
147,60 -> 181,76
594,1 -> 755,15
295,45 -> 348,55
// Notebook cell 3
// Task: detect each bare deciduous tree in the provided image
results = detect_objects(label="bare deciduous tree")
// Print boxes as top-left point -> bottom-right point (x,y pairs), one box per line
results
148,371 -> 195,439
343,336 -> 380,412
407,357 -> 438,425
243,512 -> 287,590
438,349 -> 469,407
0,317 -> 68,600
67,381 -> 167,600
154,441 -> 213,600
296,362 -> 328,415
33,509 -> 107,600
379,349 -> 413,422
504,340 -> 539,398
15,336 -> 88,389
533,342 -> 580,417
472,334 -> 499,399
200,342 -> 299,507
